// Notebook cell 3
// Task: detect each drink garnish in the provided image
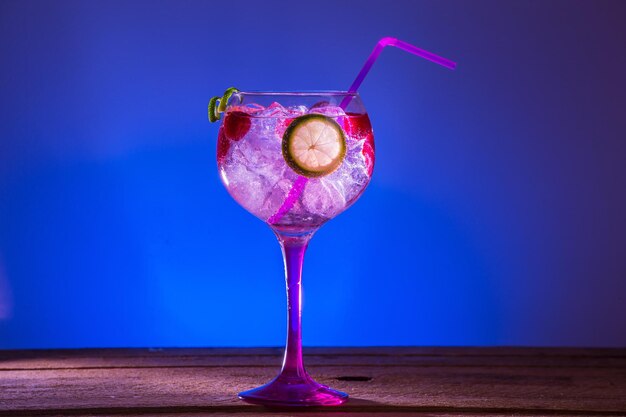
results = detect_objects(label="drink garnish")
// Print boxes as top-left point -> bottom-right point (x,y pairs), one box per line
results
344,113 -> 375,176
208,87 -> 240,122
282,115 -> 346,178
223,111 -> 251,141
343,113 -> 372,139
218,87 -> 239,113
362,133 -> 375,177
208,96 -> 220,122
216,127 -> 230,163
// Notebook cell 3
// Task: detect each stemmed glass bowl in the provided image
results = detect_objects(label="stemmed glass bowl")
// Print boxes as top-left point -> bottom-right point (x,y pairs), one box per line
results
216,91 -> 374,407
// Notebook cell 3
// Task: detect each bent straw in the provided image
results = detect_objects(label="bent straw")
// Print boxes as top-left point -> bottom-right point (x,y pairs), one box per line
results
340,36 -> 456,108
268,37 -> 457,225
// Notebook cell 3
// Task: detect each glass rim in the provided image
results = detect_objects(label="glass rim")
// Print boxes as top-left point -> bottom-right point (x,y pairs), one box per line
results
237,90 -> 359,97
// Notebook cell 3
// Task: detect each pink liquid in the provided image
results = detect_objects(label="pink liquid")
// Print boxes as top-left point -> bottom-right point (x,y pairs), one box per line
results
217,103 -> 375,232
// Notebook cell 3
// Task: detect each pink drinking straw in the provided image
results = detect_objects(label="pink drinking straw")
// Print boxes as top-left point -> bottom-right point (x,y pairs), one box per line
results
268,37 -> 457,225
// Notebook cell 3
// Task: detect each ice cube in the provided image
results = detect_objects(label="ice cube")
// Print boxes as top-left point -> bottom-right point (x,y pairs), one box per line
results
257,102 -> 289,117
260,177 -> 294,218
223,159 -> 268,215
285,105 -> 308,117
308,105 -> 346,117
302,177 -> 347,217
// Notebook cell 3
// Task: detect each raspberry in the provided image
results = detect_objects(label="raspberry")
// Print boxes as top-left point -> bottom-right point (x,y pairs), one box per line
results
344,113 -> 372,139
362,133 -> 375,177
223,111 -> 251,141
216,127 -> 230,164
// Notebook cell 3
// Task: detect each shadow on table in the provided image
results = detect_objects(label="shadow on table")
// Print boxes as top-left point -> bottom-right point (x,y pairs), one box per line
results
260,398 -> 385,414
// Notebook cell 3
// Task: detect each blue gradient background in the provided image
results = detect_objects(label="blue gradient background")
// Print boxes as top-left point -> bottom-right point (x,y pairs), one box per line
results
1,0 -> 625,349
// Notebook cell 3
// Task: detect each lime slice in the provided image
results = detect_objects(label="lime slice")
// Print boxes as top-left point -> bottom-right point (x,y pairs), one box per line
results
208,87 -> 239,123
282,115 -> 346,178
208,96 -> 220,122
218,87 -> 239,113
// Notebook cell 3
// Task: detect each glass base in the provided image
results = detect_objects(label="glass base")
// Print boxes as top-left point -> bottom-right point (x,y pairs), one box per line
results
238,373 -> 348,407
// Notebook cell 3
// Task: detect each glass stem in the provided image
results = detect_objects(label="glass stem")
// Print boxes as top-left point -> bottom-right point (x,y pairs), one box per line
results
275,230 -> 314,380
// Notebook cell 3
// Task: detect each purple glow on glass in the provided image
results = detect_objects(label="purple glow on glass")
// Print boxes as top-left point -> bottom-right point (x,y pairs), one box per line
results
238,232 -> 348,406
268,37 -> 456,226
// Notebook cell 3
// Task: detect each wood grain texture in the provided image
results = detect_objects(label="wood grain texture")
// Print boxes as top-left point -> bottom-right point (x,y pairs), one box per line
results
0,347 -> 624,416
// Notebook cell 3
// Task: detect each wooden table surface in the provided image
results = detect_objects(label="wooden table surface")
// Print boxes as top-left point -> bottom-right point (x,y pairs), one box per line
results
0,347 -> 625,416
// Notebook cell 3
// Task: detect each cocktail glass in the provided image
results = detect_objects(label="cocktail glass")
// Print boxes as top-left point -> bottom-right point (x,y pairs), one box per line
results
216,91 -> 374,407
210,36 -> 456,407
